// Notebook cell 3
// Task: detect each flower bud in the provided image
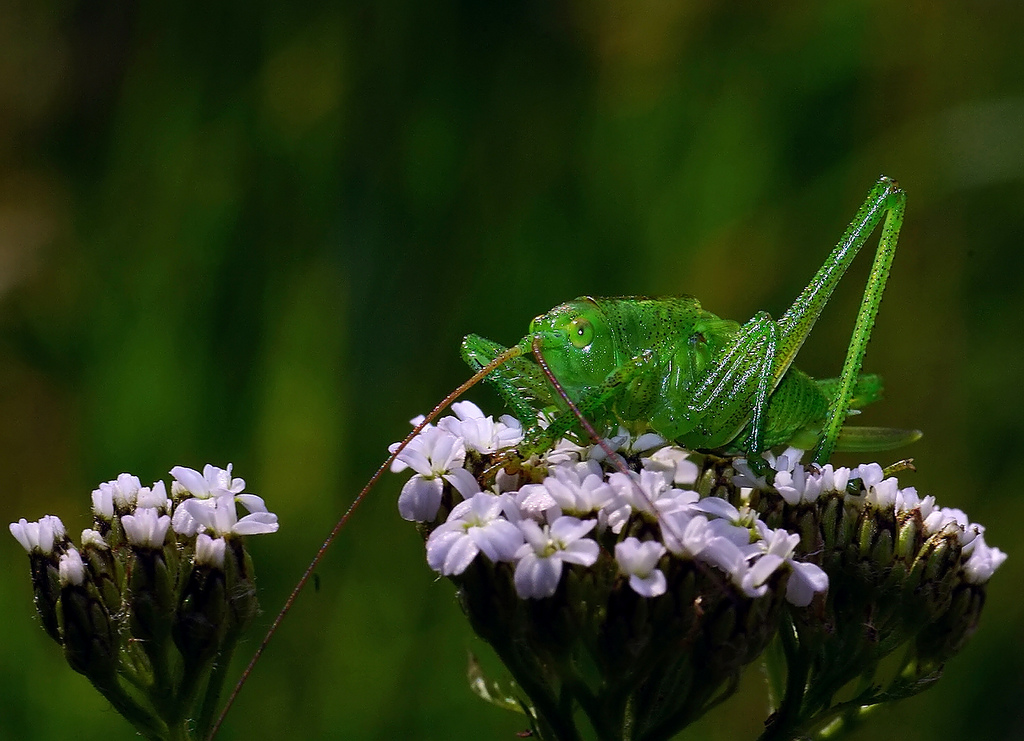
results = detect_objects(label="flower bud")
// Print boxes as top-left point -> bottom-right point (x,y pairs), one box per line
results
59,574 -> 117,683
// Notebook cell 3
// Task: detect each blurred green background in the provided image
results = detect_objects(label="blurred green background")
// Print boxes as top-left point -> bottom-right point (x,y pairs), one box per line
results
1,2 -> 1022,739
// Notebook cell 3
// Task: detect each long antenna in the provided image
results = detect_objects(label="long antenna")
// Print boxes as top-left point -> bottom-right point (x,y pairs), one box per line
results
529,336 -> 685,543
208,345 -> 524,740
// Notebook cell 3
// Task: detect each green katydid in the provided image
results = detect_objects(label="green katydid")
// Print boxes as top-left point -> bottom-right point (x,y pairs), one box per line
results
210,175 -> 919,738
462,175 -> 919,468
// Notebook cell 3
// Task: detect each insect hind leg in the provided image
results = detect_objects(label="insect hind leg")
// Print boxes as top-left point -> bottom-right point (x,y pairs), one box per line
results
810,181 -> 908,463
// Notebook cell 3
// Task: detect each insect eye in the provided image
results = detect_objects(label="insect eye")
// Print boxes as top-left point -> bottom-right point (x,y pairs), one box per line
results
568,316 -> 594,349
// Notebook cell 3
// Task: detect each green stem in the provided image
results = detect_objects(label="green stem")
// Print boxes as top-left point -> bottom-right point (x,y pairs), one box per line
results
195,636 -> 240,740
757,619 -> 809,741
93,676 -> 170,741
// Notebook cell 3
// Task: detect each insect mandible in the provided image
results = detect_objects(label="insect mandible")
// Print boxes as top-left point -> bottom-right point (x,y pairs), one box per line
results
210,174 -> 920,737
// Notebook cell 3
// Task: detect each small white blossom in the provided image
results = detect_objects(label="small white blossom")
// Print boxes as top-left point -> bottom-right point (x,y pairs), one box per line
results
923,506 -> 970,539
513,517 -> 599,599
122,507 -> 172,548
693,498 -> 758,546
426,493 -> 524,576
58,548 -> 86,586
615,538 -> 667,597
754,527 -> 829,606
437,401 -> 524,453
963,535 -> 1008,584
81,528 -> 107,549
137,480 -> 170,512
642,446 -> 699,487
182,492 -> 279,537
865,477 -> 900,509
698,535 -> 774,598
773,463 -> 831,505
510,483 -> 560,523
732,447 -> 804,490
608,469 -> 693,516
91,486 -> 115,521
94,473 -> 143,511
542,437 -> 588,466
538,464 -> 615,515
660,513 -> 715,558
851,462 -> 885,489
170,464 -> 245,500
9,516 -> 65,555
195,533 -> 227,568
730,458 -> 768,490
813,463 -> 851,494
390,426 -> 477,522
895,486 -> 936,518
786,559 -> 830,606
172,500 -> 203,537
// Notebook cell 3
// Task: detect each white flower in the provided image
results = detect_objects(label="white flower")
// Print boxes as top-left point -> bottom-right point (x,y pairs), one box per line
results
170,464 -> 245,499
172,501 -> 202,537
608,469 -> 692,516
923,506 -> 970,539
615,537 -> 667,597
390,426 -> 478,522
812,463 -> 851,494
91,486 -> 115,521
895,486 -> 936,518
426,494 -> 524,576
774,464 -> 829,505
81,528 -> 107,549
58,548 -> 86,586
963,535 -> 1008,584
785,559 -> 829,606
137,480 -> 170,512
512,517 -> 599,599
588,426 -> 666,460
851,462 -> 885,489
696,495 -> 761,548
437,401 -> 525,453
732,447 -> 804,489
641,446 -> 699,487
538,464 -> 615,515
542,437 -> 588,466
769,447 -> 805,475
660,513 -> 715,558
195,533 -> 227,568
509,483 -> 560,523
697,535 -> 770,597
182,492 -> 279,537
94,473 -> 143,511
122,507 -> 172,548
730,458 -> 768,490
9,515 -> 65,555
692,529 -> 788,600
865,477 -> 900,509
753,527 -> 828,606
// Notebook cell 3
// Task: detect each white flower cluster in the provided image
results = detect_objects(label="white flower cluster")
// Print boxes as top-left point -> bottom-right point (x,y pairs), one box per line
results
733,447 -> 1007,584
10,464 -> 279,572
391,402 -> 828,605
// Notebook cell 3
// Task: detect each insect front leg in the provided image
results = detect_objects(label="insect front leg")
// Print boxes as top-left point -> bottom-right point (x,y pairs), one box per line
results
538,350 -> 657,446
461,334 -> 554,439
